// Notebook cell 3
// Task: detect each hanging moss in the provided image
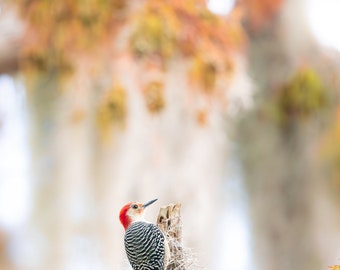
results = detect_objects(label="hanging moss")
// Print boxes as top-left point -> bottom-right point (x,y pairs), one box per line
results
275,67 -> 327,124
15,0 -> 127,77
128,0 -> 245,105
97,84 -> 127,134
129,0 -> 244,60
130,9 -> 178,59
189,56 -> 217,93
23,50 -> 48,73
143,81 -> 165,113
22,49 -> 74,76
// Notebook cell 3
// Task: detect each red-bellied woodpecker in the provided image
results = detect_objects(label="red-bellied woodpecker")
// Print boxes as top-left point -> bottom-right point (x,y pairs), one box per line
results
119,199 -> 170,270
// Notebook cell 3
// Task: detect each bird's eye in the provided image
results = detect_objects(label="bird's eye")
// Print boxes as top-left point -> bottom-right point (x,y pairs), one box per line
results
131,204 -> 138,209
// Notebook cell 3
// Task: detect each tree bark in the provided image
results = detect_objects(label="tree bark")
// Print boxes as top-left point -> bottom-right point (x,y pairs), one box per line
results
157,203 -> 183,270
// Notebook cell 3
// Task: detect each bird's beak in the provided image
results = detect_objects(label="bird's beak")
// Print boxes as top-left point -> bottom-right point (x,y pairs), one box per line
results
142,199 -> 158,208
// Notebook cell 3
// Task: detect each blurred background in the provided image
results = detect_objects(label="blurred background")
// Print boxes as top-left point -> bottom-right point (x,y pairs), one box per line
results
0,0 -> 340,269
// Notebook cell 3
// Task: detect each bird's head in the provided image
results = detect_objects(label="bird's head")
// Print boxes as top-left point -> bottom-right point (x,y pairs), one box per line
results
119,199 -> 158,230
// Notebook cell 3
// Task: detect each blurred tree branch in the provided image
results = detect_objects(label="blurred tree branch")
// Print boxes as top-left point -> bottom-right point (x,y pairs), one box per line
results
0,4 -> 24,74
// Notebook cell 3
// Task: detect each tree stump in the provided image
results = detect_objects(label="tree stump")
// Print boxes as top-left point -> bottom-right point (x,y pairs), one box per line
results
157,203 -> 185,270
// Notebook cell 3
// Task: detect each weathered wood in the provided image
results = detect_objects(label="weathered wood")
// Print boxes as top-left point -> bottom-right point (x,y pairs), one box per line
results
157,203 -> 185,270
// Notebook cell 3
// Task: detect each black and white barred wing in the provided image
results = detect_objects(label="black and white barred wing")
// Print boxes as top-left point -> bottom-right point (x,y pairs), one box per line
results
125,222 -> 166,270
